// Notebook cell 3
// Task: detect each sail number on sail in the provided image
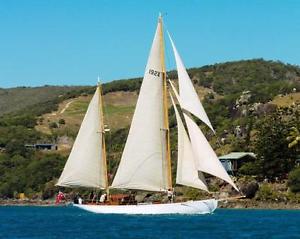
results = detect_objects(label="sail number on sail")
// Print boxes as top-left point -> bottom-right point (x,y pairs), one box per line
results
148,69 -> 161,77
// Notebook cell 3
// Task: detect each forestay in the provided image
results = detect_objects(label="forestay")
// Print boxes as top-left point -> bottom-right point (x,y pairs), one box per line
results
168,33 -> 214,132
56,87 -> 106,188
111,20 -> 169,192
170,94 -> 208,191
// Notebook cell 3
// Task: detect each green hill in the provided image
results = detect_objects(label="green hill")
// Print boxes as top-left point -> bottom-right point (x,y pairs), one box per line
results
0,86 -> 95,116
0,59 -> 299,199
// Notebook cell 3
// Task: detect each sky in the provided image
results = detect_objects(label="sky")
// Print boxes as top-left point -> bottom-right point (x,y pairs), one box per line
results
0,0 -> 300,88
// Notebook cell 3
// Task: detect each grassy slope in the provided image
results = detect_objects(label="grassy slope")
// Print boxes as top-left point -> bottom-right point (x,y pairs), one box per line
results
0,86 -> 90,116
35,91 -> 138,136
34,84 -> 215,136
271,92 -> 300,107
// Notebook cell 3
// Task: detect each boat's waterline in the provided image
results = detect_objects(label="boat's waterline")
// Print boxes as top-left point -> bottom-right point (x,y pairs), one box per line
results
73,199 -> 218,214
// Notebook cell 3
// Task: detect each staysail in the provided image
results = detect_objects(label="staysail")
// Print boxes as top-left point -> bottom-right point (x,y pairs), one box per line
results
170,94 -> 208,191
56,87 -> 107,188
183,113 -> 239,191
111,18 -> 169,191
169,79 -> 238,191
168,33 -> 214,132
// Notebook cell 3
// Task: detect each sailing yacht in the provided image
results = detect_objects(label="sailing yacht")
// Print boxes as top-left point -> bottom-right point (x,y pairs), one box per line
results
56,15 -> 238,214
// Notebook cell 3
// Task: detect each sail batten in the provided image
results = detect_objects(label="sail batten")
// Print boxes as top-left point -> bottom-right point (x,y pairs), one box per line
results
56,87 -> 106,189
170,94 -> 208,191
168,32 -> 214,133
111,20 -> 169,192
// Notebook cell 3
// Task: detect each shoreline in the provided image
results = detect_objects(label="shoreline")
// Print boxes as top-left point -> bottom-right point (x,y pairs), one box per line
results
219,198 -> 300,209
1,199 -> 299,210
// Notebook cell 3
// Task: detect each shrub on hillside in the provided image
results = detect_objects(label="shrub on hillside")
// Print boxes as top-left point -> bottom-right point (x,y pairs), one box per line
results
49,122 -> 58,129
238,161 -> 262,176
58,119 -> 65,125
287,167 -> 300,193
255,184 -> 276,201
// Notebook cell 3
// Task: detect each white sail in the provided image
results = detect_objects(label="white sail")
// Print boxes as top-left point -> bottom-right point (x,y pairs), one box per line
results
168,33 -> 214,132
170,94 -> 208,191
56,87 -> 106,188
183,113 -> 239,191
111,20 -> 169,192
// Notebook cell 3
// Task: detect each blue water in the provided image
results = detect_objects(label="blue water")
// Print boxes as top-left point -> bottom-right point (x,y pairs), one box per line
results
0,206 -> 300,239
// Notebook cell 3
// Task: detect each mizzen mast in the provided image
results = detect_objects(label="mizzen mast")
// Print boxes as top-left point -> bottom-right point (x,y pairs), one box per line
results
98,78 -> 109,197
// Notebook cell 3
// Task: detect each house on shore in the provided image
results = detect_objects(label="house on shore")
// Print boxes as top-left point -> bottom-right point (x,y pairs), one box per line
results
219,152 -> 256,175
25,143 -> 58,151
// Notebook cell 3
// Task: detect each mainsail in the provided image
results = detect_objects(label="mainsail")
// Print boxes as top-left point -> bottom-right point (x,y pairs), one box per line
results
170,94 -> 208,191
168,33 -> 214,133
56,86 -> 107,188
111,18 -> 170,191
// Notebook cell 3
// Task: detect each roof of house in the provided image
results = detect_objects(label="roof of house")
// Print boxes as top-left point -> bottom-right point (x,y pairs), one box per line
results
219,152 -> 256,160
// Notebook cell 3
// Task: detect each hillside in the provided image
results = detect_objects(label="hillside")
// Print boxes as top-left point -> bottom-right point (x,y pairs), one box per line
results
0,86 -> 94,116
1,59 -> 299,117
35,91 -> 138,135
0,59 -> 299,200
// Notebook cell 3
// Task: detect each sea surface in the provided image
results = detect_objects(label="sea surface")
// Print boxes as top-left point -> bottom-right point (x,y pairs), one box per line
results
0,206 -> 300,239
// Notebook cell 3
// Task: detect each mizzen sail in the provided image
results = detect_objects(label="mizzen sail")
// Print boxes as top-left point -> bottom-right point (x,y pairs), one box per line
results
56,87 -> 107,188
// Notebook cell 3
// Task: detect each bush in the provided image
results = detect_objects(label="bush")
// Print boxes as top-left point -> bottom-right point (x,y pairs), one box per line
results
58,119 -> 65,125
288,167 -> 300,193
49,122 -> 58,129
238,161 -> 262,176
42,180 -> 57,200
256,184 -> 276,201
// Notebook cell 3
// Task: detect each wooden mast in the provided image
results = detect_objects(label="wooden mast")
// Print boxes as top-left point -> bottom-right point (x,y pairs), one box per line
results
159,15 -> 172,190
98,79 -> 109,198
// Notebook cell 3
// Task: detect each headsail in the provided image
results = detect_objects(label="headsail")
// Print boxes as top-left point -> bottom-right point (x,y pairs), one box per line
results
111,19 -> 169,192
56,87 -> 107,188
170,79 -> 238,191
183,113 -> 239,191
168,33 -> 214,132
170,94 -> 208,191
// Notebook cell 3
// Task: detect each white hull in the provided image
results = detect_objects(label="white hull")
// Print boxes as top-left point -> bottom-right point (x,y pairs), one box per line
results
73,199 -> 218,215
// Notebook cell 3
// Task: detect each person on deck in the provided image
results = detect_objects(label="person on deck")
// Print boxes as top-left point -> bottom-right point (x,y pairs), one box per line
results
167,188 -> 174,203
99,193 -> 107,203
78,196 -> 83,204
89,191 -> 97,203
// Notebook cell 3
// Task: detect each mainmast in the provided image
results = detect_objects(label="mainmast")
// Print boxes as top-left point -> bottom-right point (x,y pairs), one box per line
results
158,15 -> 172,190
98,80 -> 109,197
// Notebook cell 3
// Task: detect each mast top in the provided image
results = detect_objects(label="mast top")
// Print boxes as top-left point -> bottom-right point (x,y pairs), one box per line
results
97,76 -> 101,85
158,12 -> 163,23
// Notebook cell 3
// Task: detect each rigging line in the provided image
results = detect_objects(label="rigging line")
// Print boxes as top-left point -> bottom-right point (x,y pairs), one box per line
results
162,17 -> 176,81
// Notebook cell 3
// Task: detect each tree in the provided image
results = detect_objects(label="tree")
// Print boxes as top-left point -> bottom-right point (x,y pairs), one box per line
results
287,127 -> 300,149
288,167 -> 300,193
255,113 -> 297,179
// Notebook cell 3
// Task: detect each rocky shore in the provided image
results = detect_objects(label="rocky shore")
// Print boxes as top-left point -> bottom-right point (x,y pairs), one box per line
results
219,198 -> 300,209
0,199 -> 57,206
